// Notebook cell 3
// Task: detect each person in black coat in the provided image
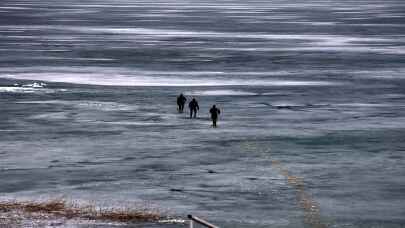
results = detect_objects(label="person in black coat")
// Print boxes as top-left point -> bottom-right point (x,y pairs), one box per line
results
188,98 -> 199,118
177,93 -> 187,112
209,105 -> 221,127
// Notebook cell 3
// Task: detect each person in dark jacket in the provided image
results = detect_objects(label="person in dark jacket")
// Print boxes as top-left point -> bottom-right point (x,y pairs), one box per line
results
209,105 -> 221,127
188,98 -> 199,118
177,93 -> 187,112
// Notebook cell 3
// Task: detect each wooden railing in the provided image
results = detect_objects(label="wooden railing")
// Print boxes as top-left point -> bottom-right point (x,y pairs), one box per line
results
188,214 -> 219,228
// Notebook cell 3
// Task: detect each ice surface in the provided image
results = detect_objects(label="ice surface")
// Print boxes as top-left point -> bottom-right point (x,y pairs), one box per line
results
0,0 -> 405,227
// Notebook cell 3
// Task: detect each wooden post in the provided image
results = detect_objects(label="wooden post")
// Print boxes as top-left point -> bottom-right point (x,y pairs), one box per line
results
187,214 -> 219,228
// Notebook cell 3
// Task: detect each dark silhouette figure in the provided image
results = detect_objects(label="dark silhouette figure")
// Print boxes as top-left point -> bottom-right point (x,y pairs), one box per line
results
209,105 -> 221,127
189,98 -> 199,118
177,93 -> 187,112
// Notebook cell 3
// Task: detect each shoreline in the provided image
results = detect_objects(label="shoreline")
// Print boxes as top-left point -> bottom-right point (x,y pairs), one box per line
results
0,199 -> 184,227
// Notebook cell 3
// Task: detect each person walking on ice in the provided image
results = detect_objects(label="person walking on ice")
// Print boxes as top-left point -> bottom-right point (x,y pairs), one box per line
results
177,93 -> 187,113
189,97 -> 199,118
209,105 -> 221,127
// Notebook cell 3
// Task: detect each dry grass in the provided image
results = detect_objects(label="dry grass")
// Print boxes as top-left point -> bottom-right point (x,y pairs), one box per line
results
0,199 -> 163,224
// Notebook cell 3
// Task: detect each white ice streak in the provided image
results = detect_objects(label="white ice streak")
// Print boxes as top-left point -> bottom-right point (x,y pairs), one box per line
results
279,21 -> 337,26
353,69 -> 405,79
206,46 -> 405,55
0,86 -> 39,93
0,6 -> 29,10
18,100 -> 135,111
0,25 -> 395,47
22,82 -> 47,88
1,72 -> 336,87
335,103 -> 397,107
0,85 -> 65,94
29,112 -> 71,120
186,90 -> 258,96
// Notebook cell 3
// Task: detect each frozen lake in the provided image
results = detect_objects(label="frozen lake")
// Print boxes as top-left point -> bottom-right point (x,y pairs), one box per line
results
1,0 -> 405,227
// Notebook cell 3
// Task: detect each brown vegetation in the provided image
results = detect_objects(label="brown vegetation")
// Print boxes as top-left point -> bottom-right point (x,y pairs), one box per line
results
0,199 -> 163,224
